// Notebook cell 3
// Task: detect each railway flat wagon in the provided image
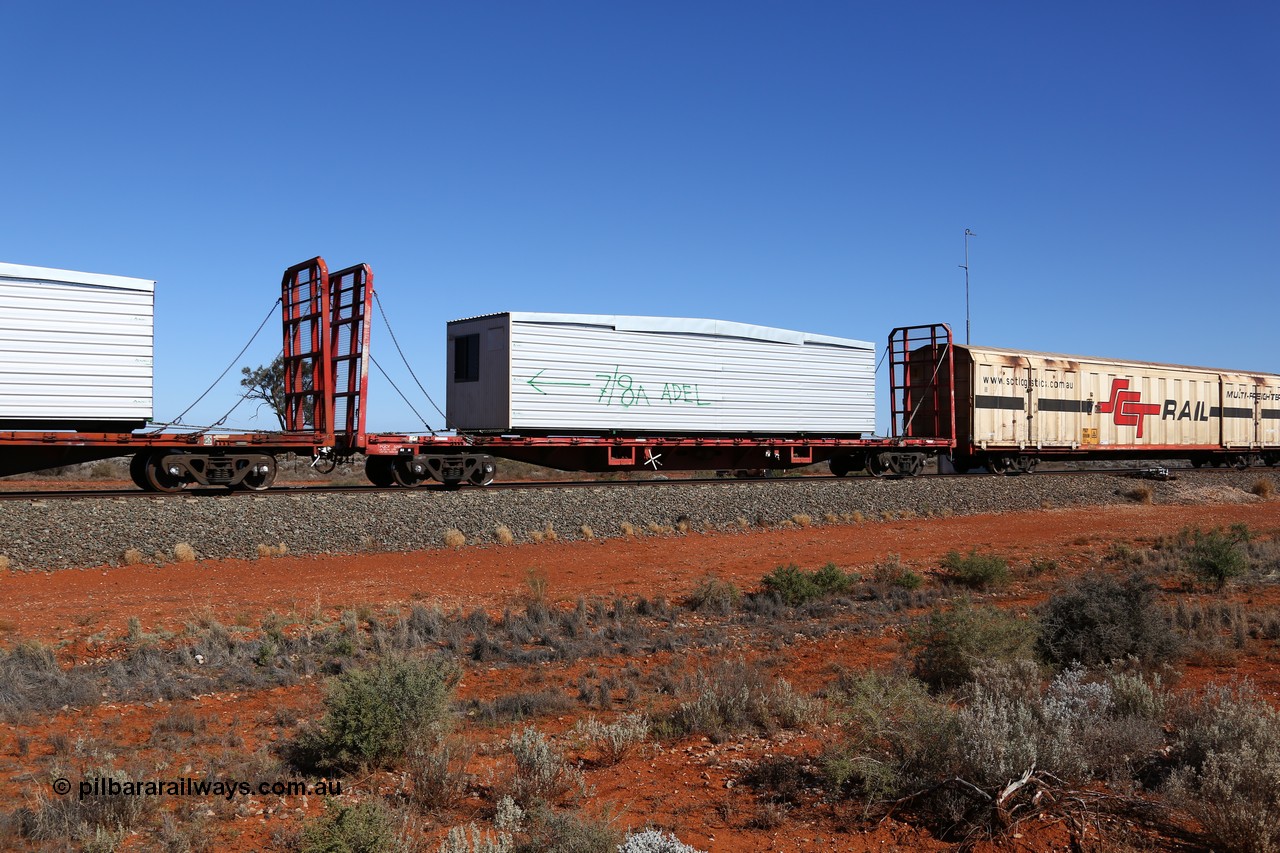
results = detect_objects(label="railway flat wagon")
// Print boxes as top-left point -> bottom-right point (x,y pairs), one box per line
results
909,344 -> 1280,473
445,312 -> 877,435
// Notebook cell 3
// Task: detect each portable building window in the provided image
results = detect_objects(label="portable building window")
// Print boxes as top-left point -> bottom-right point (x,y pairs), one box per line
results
454,333 -> 480,382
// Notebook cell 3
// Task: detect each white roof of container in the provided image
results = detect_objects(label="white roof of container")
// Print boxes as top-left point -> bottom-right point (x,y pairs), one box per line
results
0,261 -> 155,293
451,311 -> 873,350
964,343 -> 1280,380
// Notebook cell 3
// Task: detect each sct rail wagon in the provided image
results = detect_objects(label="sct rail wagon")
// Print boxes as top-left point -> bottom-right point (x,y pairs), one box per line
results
0,255 -> 1275,491
909,344 -> 1280,474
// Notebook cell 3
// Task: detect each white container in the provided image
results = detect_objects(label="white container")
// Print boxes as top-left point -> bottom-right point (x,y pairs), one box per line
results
0,261 -> 155,430
446,312 -> 876,435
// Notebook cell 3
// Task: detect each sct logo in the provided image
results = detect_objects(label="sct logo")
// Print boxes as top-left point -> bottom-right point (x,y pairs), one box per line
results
1096,378 -> 1161,438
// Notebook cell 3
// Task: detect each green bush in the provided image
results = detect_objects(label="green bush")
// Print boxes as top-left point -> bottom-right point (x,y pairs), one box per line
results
941,549 -> 1011,589
297,798 -> 408,853
760,562 -> 856,606
871,554 -> 922,590
1185,527 -> 1250,590
1169,681 -> 1280,853
296,654 -> 459,769
907,601 -> 1037,689
1037,573 -> 1182,668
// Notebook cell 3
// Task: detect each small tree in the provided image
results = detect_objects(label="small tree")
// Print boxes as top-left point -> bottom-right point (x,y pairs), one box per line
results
240,355 -> 286,429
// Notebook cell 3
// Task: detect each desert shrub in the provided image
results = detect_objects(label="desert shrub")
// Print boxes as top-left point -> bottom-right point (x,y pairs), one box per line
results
504,726 -> 584,808
940,549 -> 1010,589
759,562 -> 856,606
443,528 -> 467,548
573,712 -> 649,765
295,654 -> 459,770
14,761 -> 152,846
173,543 -> 197,562
1160,526 -> 1251,590
1037,573 -> 1182,668
618,829 -> 706,853
1124,484 -> 1153,504
872,554 -> 921,590
408,736 -> 473,812
1252,478 -> 1274,499
668,659 -> 815,741
0,640 -> 96,718
297,798 -> 410,853
907,601 -> 1038,689
438,824 -> 514,853
685,576 -> 741,614
1168,681 -> 1280,853
824,665 -> 1165,834
513,805 -> 622,853
822,670 -> 955,804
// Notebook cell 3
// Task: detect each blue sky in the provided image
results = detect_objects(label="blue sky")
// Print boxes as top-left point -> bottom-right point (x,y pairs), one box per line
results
2,2 -> 1275,433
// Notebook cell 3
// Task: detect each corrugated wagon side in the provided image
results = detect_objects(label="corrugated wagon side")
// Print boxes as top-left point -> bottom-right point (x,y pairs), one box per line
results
913,343 -> 1280,473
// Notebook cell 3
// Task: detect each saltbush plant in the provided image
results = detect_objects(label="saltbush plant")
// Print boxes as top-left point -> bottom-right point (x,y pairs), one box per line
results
297,798 -> 409,853
1037,573 -> 1182,668
759,562 -> 857,606
1168,681 -> 1280,853
668,659 -> 815,741
941,549 -> 1011,589
295,654 -> 459,770
907,600 -> 1038,689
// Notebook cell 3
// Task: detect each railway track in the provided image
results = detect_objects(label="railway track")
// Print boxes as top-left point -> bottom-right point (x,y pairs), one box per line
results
0,464 -> 1261,502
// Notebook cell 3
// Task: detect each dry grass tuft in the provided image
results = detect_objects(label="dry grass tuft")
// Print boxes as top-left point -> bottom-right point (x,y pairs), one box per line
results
530,530 -> 545,544
823,512 -> 840,524
675,517 -> 691,535
173,543 -> 196,562
0,555 -> 10,571
1252,479 -> 1274,499
736,516 -> 751,530
846,511 -> 865,524
619,522 -> 636,537
542,521 -> 558,542
579,524 -> 594,540
791,513 -> 812,528
256,542 -> 289,559
1125,485 -> 1154,504
646,522 -> 665,535
359,535 -> 376,550
495,525 -> 514,546
443,528 -> 466,548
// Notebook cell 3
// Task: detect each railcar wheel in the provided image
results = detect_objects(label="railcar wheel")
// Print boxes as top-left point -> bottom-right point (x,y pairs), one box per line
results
468,459 -> 496,486
129,452 -> 151,490
441,479 -> 463,491
142,452 -> 187,493
867,452 -> 892,478
1015,456 -> 1039,475
238,455 -> 277,491
365,456 -> 397,487
392,458 -> 427,488
829,455 -> 852,478
987,455 -> 1017,476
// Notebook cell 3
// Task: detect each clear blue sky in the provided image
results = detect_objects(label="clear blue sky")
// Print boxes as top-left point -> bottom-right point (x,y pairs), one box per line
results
2,2 -> 1275,433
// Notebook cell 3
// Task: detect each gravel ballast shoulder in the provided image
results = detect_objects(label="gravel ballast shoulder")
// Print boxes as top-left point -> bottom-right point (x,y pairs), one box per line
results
0,470 -> 1274,571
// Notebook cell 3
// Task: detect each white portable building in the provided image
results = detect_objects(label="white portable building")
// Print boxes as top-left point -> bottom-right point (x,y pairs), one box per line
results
446,312 -> 876,435
0,261 -> 155,430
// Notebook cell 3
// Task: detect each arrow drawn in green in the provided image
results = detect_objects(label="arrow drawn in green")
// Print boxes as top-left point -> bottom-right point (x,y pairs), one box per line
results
527,368 -> 592,395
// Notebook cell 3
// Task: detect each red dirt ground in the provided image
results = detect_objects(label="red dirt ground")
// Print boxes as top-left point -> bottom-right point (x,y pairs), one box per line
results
2,499 -> 1279,851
